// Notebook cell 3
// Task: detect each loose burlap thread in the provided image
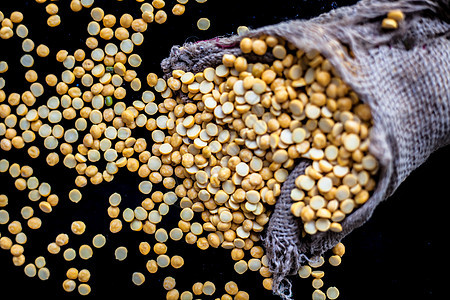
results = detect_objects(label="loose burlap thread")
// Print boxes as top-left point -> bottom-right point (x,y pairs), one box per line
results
161,0 -> 450,298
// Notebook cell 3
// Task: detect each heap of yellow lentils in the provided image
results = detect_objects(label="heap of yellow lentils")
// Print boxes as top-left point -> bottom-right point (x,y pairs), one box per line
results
0,0 -> 380,299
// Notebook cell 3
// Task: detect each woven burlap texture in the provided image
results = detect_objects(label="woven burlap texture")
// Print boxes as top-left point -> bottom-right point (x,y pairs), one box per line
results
161,0 -> 450,298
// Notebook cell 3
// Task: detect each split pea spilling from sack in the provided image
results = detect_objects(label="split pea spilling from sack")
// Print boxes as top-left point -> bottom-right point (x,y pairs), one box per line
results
161,0 -> 450,298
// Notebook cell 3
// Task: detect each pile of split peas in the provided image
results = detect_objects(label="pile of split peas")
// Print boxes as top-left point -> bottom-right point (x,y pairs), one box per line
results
0,0 -> 381,299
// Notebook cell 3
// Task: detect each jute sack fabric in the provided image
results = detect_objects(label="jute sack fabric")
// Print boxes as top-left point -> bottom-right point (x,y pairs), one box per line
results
161,0 -> 450,298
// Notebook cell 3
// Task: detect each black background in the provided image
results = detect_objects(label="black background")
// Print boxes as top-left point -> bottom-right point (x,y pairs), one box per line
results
0,0 -> 442,299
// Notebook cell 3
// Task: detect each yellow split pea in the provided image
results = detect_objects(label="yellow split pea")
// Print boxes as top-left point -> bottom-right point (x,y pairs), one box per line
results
197,18 -> 210,30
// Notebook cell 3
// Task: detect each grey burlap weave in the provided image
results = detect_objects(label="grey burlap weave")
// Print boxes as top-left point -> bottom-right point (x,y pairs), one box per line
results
161,0 -> 450,298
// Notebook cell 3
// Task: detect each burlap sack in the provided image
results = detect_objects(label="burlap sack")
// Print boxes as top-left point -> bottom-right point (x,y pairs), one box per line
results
161,0 -> 450,298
